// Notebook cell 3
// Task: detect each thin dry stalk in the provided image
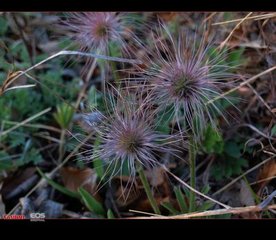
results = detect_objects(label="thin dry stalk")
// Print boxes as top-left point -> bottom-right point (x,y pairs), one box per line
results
207,65 -> 276,105
212,13 -> 276,26
219,12 -> 252,50
5,50 -> 141,90
130,204 -> 276,219
0,108 -> 51,137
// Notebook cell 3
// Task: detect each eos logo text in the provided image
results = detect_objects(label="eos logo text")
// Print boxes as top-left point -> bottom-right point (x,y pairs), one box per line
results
30,213 -> 45,222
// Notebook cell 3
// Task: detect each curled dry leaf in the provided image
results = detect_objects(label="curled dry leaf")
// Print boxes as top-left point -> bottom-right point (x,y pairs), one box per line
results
257,159 -> 276,194
60,167 -> 100,201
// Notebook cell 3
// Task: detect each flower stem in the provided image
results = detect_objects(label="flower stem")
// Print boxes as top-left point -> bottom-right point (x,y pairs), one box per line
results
137,162 -> 161,215
189,138 -> 196,212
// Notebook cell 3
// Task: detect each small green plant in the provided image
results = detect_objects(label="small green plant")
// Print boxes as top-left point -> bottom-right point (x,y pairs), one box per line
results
161,185 -> 214,215
202,124 -> 224,154
53,103 -> 74,129
201,125 -> 250,181
53,103 -> 74,162
211,140 -> 249,181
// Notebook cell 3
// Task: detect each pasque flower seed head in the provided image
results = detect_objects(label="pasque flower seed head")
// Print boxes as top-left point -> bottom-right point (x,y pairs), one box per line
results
137,23 -> 238,136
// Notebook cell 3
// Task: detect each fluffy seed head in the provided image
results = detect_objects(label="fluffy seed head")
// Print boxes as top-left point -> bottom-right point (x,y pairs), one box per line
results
138,24 -> 238,136
83,90 -> 180,182
63,12 -> 134,55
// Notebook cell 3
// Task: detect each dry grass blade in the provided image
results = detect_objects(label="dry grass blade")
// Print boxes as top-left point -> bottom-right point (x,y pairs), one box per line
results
0,108 -> 51,137
4,50 -> 141,90
130,204 -> 276,219
129,209 -> 163,217
212,13 -> 276,25
218,12 -> 252,50
250,176 -> 276,186
2,120 -> 61,133
207,65 -> 276,105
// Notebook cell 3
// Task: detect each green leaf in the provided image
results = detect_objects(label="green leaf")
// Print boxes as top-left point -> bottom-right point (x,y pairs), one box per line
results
0,16 -> 8,35
271,125 -> 276,136
156,107 -> 174,134
107,209 -> 115,219
224,141 -> 241,158
197,201 -> 214,212
201,185 -> 211,195
202,125 -> 224,154
161,202 -> 179,215
16,147 -> 43,167
37,168 -> 80,199
0,151 -> 14,171
227,48 -> 245,68
92,137 -> 105,179
0,160 -> 13,171
108,41 -> 122,58
53,103 -> 74,129
174,186 -> 188,213
87,86 -> 103,109
78,187 -> 105,216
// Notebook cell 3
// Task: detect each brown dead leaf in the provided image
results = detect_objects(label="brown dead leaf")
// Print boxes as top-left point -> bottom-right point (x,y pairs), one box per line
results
60,167 -> 100,200
134,196 -> 168,213
156,12 -> 178,22
257,159 -> 276,194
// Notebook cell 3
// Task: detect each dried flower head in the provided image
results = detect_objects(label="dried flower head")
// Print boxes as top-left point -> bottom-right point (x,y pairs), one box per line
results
63,12 -> 136,56
78,89 -> 180,185
137,24 -> 238,136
